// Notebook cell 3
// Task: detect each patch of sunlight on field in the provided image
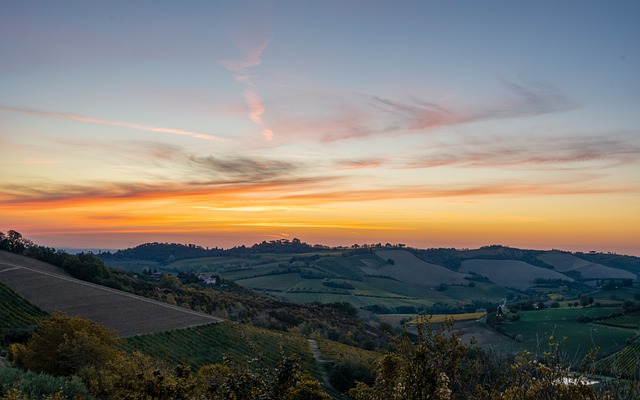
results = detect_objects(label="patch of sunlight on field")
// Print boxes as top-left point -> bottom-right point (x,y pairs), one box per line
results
411,312 -> 486,324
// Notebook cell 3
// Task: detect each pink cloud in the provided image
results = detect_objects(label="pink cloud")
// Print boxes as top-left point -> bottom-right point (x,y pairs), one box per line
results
260,80 -> 575,143
219,18 -> 273,141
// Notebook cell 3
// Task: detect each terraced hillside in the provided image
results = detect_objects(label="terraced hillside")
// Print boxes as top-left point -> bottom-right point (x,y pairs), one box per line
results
0,250 -> 221,336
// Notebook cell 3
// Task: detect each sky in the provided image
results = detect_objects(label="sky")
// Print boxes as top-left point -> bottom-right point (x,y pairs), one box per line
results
1,1 -> 639,255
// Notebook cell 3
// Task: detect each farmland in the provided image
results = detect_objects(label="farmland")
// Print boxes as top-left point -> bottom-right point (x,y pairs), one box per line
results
498,307 -> 636,364
0,282 -> 45,331
596,310 -> 640,329
412,312 -> 486,324
595,340 -> 640,378
459,259 -> 573,290
124,321 -> 320,378
0,251 -> 222,336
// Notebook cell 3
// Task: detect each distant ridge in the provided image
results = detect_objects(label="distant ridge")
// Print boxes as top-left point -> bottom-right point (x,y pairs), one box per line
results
0,250 -> 222,336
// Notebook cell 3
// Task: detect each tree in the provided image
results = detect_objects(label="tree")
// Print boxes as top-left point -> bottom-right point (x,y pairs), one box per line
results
349,319 -> 476,400
9,312 -> 122,376
579,295 -> 591,307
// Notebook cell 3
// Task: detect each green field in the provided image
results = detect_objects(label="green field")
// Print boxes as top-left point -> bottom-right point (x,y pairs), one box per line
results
499,307 -> 635,364
124,321 -> 320,378
236,272 -> 302,291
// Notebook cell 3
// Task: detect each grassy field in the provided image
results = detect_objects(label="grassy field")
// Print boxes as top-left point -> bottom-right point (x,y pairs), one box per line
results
0,251 -> 221,336
124,321 -> 320,378
499,307 -> 635,364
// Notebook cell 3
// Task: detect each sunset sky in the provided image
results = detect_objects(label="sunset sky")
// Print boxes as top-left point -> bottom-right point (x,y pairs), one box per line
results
1,1 -> 639,254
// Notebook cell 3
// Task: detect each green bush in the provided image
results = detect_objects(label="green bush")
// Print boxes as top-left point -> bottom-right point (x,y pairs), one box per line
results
0,367 -> 89,398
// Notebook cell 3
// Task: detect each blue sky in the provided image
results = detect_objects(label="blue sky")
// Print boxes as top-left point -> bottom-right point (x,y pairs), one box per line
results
1,1 -> 639,253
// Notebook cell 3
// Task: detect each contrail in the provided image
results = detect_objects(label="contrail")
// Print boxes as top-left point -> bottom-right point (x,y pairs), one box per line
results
0,105 -> 225,142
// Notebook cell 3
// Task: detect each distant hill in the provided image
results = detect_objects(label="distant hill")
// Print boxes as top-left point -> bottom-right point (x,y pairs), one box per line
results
0,250 -> 221,336
538,252 -> 637,281
99,238 -> 316,265
366,250 -> 470,288
459,259 -> 574,290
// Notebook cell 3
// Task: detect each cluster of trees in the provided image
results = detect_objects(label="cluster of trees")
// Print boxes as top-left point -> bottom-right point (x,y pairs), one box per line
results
6,313 -> 329,399
100,242 -> 226,264
0,231 -> 112,285
100,238 -> 317,266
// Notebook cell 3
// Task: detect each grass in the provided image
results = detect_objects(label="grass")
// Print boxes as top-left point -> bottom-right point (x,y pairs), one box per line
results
499,307 -> 635,364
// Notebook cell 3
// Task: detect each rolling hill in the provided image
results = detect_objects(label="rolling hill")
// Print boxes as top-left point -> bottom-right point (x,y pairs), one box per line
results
459,259 -> 573,290
366,250 -> 470,287
0,250 -> 221,336
537,252 -> 637,281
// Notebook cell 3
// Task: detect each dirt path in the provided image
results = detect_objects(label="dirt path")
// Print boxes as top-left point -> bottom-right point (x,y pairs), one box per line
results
308,339 -> 335,391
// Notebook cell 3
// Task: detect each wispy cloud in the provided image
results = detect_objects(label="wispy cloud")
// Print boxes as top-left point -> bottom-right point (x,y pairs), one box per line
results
403,132 -> 640,169
220,9 -> 273,141
0,105 -> 225,142
280,181 -> 633,205
266,80 -> 575,143
335,158 -> 383,171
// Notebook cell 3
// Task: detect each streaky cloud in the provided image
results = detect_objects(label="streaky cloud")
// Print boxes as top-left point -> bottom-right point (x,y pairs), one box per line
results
0,105 -> 225,142
404,132 -> 640,169
306,80 -> 575,142
280,181 -> 633,204
334,158 -> 383,170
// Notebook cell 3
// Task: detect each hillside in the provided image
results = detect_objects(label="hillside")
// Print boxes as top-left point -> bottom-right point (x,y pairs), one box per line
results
0,250 -> 221,336
367,250 -> 470,287
537,252 -> 637,281
459,259 -> 573,290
